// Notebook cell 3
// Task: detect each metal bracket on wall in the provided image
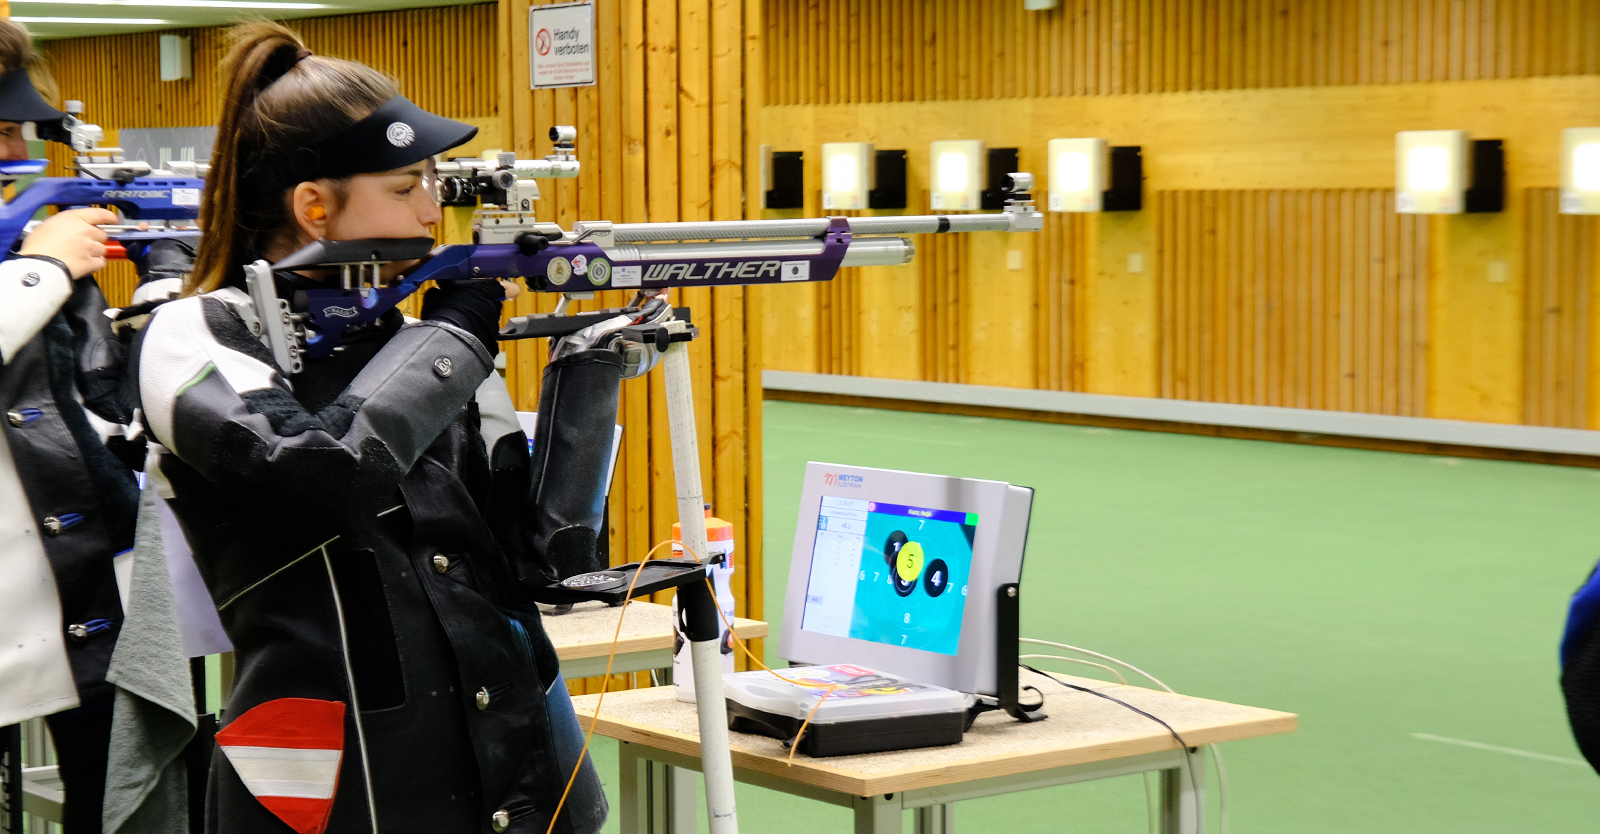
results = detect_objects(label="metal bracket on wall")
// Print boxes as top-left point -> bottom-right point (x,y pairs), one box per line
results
1465,139 -> 1505,213
1103,146 -> 1144,212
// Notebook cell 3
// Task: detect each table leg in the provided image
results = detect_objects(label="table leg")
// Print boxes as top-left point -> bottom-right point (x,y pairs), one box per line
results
913,803 -> 953,834
852,793 -> 901,834
618,741 -> 698,834
668,767 -> 698,833
1160,749 -> 1205,834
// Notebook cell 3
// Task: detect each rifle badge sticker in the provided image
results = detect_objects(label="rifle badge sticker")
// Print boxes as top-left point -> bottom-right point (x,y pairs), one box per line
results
547,256 -> 572,286
571,254 -> 588,275
588,257 -> 610,286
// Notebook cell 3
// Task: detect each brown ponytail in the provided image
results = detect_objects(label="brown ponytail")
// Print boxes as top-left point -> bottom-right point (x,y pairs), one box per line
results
0,19 -> 60,109
189,21 -> 398,295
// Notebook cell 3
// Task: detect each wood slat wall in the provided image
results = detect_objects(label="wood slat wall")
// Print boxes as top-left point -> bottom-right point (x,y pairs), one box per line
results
764,0 -> 1600,105
1524,187 -> 1598,428
799,211 -> 1090,388
31,0 -> 767,694
1157,190 -> 1428,414
500,0 -> 765,692
40,5 -> 504,308
758,2 -> 1600,429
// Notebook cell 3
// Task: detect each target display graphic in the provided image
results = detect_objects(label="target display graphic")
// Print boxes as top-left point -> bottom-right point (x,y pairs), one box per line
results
837,501 -> 978,655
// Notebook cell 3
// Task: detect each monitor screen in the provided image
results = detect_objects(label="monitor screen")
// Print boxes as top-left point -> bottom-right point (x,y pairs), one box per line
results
800,497 -> 975,656
779,463 -> 1033,696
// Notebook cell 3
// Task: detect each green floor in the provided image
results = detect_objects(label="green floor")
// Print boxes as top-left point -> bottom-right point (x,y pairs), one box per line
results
587,400 -> 1600,832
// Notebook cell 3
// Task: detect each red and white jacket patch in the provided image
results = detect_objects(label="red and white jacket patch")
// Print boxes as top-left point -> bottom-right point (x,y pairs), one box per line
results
216,698 -> 347,834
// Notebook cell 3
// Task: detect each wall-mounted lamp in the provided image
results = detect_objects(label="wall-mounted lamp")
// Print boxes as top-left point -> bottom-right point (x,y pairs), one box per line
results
760,144 -> 804,210
930,139 -> 983,211
822,142 -> 871,210
1047,138 -> 1104,211
1561,128 -> 1600,214
1045,140 -> 1143,212
1395,130 -> 1503,214
820,143 -> 909,210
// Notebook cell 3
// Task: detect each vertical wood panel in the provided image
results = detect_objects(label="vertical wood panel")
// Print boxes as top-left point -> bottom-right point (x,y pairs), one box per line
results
761,0 -> 1600,104
1158,189 -> 1429,414
1524,187 -> 1597,428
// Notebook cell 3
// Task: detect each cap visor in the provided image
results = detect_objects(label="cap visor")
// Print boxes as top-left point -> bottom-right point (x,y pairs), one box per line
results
0,68 -> 65,125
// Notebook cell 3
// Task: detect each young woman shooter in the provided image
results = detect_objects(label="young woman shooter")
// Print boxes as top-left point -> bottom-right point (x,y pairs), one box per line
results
136,23 -> 614,834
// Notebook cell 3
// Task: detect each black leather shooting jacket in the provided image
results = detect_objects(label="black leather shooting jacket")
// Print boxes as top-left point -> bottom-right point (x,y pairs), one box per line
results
1,271 -> 136,711
135,286 -> 605,834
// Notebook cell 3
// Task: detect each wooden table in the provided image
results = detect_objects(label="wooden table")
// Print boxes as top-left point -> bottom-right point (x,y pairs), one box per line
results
542,600 -> 767,680
573,670 -> 1296,834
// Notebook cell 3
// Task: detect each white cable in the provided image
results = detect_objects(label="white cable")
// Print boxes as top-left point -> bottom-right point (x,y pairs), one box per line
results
1210,744 -> 1229,834
1020,637 -> 1229,834
1019,638 -> 1174,692
1018,653 -> 1127,684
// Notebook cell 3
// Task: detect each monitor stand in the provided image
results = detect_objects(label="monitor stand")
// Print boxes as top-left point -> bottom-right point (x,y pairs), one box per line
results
958,582 -> 1047,728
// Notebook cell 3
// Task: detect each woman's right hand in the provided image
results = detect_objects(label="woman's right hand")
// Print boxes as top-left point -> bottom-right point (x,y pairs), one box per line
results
20,208 -> 118,279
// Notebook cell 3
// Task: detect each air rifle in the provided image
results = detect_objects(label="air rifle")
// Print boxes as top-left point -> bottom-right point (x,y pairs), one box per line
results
247,126 -> 1045,375
0,100 -> 204,256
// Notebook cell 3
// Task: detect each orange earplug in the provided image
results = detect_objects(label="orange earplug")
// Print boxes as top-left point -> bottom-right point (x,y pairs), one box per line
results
307,205 -> 326,220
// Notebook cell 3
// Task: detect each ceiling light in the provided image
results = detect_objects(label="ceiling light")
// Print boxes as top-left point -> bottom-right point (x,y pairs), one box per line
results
16,0 -> 331,7
11,16 -> 174,25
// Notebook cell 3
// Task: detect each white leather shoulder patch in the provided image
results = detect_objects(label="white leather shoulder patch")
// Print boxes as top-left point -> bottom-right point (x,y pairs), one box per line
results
0,258 -> 71,365
140,295 -> 279,451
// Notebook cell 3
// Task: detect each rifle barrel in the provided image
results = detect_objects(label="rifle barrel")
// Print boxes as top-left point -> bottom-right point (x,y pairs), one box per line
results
603,212 -> 1026,243
594,236 -> 913,267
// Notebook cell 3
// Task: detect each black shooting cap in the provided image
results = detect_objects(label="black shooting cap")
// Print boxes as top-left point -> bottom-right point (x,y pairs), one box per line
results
245,95 -> 477,193
0,67 -> 66,127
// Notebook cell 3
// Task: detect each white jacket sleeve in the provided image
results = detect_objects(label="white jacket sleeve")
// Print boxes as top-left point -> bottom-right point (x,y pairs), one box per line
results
0,257 -> 72,364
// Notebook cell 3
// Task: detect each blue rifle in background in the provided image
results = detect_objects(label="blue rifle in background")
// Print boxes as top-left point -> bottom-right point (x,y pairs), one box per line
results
0,100 -> 203,257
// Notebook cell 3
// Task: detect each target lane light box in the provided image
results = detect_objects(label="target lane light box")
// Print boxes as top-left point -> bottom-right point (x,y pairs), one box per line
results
1396,129 -> 1467,214
822,142 -> 872,210
929,139 -> 985,211
1047,137 -> 1107,212
779,462 -> 1034,697
1562,127 -> 1600,214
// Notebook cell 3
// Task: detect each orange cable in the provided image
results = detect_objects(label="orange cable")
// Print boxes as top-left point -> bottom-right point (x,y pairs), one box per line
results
544,538 -> 678,834
666,539 -> 843,764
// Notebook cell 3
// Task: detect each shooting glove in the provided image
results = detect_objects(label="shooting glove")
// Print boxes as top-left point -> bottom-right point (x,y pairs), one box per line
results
421,279 -> 506,353
522,348 -> 624,586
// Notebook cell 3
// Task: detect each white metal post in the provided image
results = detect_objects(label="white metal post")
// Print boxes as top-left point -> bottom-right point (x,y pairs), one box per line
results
661,338 -> 739,834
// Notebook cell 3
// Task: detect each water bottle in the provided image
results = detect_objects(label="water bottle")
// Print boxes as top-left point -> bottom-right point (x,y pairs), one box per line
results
671,505 -> 736,702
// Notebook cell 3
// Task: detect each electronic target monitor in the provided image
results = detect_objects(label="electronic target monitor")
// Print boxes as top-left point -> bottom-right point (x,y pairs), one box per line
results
779,462 -> 1034,697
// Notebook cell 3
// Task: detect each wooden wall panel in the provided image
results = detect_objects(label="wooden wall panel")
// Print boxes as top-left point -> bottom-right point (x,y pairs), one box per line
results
32,0 -> 767,694
1524,187 -> 1598,428
759,59 -> 1600,424
1157,190 -> 1428,414
499,0 -> 767,693
39,6 -> 506,309
764,0 -> 1600,105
